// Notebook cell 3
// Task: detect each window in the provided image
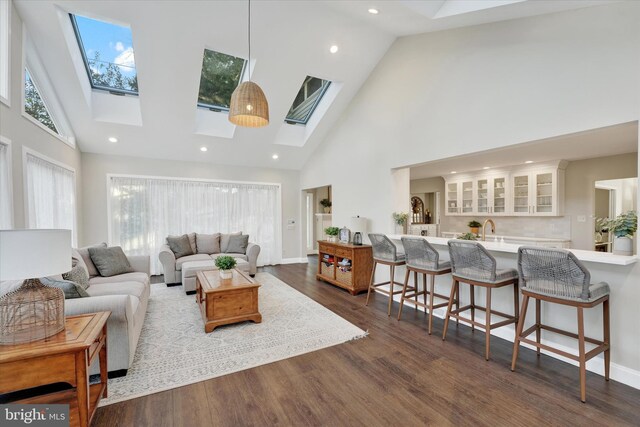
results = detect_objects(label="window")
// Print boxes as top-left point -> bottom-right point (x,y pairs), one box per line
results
197,49 -> 247,111
0,0 -> 10,105
25,151 -> 76,245
285,76 -> 331,125
70,14 -> 138,95
109,175 -> 280,274
0,139 -> 12,228
24,69 -> 58,134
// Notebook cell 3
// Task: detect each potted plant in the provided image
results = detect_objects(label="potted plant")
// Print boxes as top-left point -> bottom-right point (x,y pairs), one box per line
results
468,220 -> 482,235
392,212 -> 409,234
215,255 -> 237,279
320,198 -> 332,214
325,226 -> 340,243
597,211 -> 637,255
457,232 -> 478,241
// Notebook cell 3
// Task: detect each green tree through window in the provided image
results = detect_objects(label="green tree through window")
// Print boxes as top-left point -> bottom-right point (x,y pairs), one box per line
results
24,70 -> 58,134
198,50 -> 246,109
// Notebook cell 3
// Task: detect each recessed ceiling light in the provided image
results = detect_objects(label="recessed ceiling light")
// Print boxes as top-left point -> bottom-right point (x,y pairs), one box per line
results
450,171 -> 457,174
200,147 -> 208,152
483,166 -> 490,170
368,8 -> 379,15
108,137 -> 118,143
272,154 -> 279,160
525,160 -> 533,164
329,45 -> 339,54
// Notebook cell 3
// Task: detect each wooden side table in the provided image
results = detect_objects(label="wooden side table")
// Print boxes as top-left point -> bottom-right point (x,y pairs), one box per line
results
0,311 -> 110,427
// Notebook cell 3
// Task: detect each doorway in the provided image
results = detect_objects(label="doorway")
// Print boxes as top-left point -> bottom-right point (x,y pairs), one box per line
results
303,185 -> 332,255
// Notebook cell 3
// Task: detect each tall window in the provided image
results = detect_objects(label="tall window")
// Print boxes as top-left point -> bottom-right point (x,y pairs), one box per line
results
25,152 -> 76,244
24,69 -> 58,134
285,76 -> 331,125
197,49 -> 247,111
109,176 -> 280,274
0,140 -> 12,228
70,14 -> 138,95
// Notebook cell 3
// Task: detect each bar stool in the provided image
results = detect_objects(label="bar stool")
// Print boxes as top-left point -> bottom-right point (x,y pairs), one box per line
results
398,237 -> 454,335
365,234 -> 406,316
443,240 -> 520,360
511,247 -> 610,403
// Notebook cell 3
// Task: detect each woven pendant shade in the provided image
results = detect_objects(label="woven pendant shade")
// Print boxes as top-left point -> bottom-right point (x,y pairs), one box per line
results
229,81 -> 269,127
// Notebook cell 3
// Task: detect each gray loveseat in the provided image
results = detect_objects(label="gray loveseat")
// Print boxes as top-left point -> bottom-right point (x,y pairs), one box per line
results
159,232 -> 260,285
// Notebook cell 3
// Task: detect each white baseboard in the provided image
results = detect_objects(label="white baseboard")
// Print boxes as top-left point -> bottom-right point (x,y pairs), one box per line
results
397,298 -> 640,390
280,257 -> 309,264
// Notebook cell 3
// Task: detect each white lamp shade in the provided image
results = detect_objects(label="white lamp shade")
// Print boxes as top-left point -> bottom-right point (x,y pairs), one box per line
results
350,216 -> 367,234
0,229 -> 72,280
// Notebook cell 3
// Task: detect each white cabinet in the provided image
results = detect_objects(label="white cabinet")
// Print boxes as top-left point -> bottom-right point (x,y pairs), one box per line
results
409,224 -> 439,237
446,180 -> 474,216
511,169 -> 563,216
477,175 -> 508,215
446,182 -> 460,215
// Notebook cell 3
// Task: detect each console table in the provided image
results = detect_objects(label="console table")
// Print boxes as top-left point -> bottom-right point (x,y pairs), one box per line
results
0,312 -> 110,427
317,241 -> 373,295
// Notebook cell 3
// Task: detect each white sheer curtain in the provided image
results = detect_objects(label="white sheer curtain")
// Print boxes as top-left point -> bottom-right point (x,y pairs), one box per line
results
109,175 -> 281,274
25,153 -> 76,244
0,142 -> 12,228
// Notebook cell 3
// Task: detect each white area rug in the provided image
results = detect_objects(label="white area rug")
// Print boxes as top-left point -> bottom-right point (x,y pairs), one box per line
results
100,272 -> 366,406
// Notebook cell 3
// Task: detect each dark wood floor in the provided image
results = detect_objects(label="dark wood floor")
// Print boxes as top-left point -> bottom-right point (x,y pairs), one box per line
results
94,256 -> 640,426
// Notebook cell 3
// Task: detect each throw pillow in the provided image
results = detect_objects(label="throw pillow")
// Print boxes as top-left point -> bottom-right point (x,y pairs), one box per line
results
62,263 -> 90,290
76,243 -> 107,277
41,277 -> 90,299
226,234 -> 249,254
88,246 -> 134,277
196,233 -> 221,254
71,249 -> 90,277
187,232 -> 197,254
167,234 -> 194,258
220,231 -> 242,253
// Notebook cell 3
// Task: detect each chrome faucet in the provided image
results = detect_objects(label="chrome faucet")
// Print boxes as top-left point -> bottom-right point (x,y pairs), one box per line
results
482,219 -> 495,241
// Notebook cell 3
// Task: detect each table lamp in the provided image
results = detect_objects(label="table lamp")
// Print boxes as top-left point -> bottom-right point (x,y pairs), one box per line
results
350,216 -> 367,246
0,229 -> 71,344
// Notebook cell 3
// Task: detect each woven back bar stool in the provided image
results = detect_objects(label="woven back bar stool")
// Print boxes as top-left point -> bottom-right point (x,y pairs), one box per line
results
398,237 -> 453,334
511,247 -> 610,403
365,234 -> 406,316
443,240 -> 520,360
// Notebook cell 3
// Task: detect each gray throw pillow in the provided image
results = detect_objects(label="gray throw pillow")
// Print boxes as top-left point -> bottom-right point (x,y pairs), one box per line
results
62,263 -> 90,290
88,246 -> 134,277
76,243 -> 107,277
167,234 -> 194,258
226,234 -> 249,254
220,231 -> 242,253
196,233 -> 221,254
41,277 -> 89,299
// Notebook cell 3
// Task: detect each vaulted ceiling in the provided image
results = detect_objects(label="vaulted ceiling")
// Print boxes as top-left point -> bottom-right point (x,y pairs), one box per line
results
15,0 -> 619,170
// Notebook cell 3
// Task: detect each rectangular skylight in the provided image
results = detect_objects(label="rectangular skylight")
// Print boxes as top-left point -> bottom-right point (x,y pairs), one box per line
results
70,14 -> 138,95
24,69 -> 58,134
286,76 -> 331,125
197,49 -> 247,111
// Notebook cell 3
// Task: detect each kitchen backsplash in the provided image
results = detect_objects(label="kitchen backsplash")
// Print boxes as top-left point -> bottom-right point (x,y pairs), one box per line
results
440,216 -> 572,240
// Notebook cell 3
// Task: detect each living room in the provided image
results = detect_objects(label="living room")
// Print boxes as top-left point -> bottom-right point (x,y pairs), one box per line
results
1,0 -> 639,426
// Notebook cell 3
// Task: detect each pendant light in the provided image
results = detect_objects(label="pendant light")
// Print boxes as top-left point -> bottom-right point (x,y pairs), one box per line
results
229,0 -> 269,127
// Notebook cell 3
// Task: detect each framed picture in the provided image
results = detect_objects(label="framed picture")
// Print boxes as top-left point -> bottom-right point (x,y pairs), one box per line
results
339,227 -> 351,243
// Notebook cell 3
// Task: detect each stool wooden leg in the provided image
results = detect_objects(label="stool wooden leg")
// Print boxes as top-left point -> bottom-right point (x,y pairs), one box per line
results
365,261 -> 377,307
470,285 -> 475,332
423,273 -> 428,313
388,265 -> 395,317
604,298 -> 610,381
485,288 -> 492,361
428,274 -> 435,335
455,282 -> 460,326
414,271 -> 419,304
535,298 -> 541,356
577,306 -> 587,402
398,269 -> 410,321
442,279 -> 458,341
511,294 -> 530,371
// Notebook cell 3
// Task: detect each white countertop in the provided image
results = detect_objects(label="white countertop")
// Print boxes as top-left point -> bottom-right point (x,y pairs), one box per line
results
440,231 -> 570,243
388,234 -> 637,266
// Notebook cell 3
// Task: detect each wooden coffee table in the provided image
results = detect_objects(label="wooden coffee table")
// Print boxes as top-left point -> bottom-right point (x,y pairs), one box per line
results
196,269 -> 262,332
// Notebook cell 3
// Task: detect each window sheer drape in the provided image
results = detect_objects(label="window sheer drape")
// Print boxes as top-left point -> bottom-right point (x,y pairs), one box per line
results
109,176 -> 281,275
25,153 -> 76,244
0,142 -> 12,228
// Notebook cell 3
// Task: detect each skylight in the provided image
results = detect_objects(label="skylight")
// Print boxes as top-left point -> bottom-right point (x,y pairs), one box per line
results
285,76 -> 331,125
198,49 -> 247,111
24,69 -> 58,134
70,14 -> 138,95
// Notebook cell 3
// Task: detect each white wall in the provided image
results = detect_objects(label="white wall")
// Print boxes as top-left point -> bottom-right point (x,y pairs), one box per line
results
81,153 -> 302,260
301,2 -> 640,383
0,2 -> 83,240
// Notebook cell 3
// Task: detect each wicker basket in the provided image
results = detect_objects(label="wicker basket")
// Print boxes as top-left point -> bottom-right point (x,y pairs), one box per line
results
335,268 -> 353,286
321,262 -> 335,278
